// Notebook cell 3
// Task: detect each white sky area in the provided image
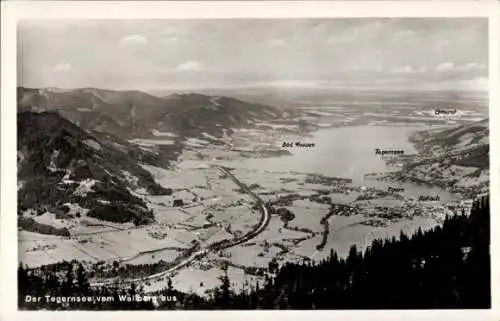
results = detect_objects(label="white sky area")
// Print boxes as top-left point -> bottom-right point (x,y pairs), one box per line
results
17,18 -> 488,91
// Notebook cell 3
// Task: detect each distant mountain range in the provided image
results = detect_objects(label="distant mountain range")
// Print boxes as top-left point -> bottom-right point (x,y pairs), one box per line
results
17,87 -> 286,139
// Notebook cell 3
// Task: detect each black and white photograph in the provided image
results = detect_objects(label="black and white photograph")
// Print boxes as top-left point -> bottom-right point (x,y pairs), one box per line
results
2,3 -> 497,316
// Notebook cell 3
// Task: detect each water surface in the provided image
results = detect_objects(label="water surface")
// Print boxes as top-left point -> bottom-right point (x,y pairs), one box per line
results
222,125 -> 458,202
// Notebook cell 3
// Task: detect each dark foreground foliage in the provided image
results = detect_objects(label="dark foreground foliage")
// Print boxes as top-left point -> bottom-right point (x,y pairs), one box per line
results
18,196 -> 490,310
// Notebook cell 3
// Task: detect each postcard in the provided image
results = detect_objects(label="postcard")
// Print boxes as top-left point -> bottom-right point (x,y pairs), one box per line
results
1,1 -> 499,321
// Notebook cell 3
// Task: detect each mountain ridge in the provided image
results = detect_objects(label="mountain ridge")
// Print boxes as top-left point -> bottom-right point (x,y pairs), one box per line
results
17,86 -> 286,140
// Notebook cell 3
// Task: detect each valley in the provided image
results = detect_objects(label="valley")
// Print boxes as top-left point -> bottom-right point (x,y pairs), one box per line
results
17,87 -> 489,298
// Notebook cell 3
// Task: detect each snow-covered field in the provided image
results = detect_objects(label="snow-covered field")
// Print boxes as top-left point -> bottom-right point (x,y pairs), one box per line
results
285,200 -> 331,232
168,264 -> 261,297
129,138 -> 176,146
19,226 -> 193,268
252,216 -> 311,243
124,249 -> 182,265
225,243 -> 281,267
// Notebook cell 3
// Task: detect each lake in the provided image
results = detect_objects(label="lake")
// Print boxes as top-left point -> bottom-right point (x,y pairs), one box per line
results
220,125 -> 458,202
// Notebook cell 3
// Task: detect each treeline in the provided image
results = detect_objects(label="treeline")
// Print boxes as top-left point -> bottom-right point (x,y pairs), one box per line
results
90,260 -> 175,280
316,208 -> 336,251
18,216 -> 70,237
18,262 -> 156,310
18,196 -> 490,310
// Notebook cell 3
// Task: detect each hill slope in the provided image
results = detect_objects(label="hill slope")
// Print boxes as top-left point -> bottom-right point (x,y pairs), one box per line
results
17,111 -> 172,229
392,119 -> 489,196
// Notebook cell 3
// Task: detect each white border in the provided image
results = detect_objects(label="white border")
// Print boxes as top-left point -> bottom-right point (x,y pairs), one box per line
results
1,2 -> 499,321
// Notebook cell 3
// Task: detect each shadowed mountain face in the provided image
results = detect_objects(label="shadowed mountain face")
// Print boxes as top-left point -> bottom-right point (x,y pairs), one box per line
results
413,118 -> 489,167
17,87 -> 285,139
398,119 -> 489,197
17,111 -> 172,226
424,119 -> 489,174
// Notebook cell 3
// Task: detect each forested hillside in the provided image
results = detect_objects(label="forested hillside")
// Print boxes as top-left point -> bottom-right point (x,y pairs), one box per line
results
17,111 -> 170,227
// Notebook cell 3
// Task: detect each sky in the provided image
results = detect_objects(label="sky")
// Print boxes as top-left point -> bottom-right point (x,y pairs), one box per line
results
17,18 -> 489,91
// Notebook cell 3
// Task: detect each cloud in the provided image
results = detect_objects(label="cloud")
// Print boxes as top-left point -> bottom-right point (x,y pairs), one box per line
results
418,66 -> 429,73
462,77 -> 488,91
391,65 -> 416,74
267,38 -> 286,47
435,62 -> 455,72
161,27 -> 177,35
458,62 -> 487,71
435,62 -> 486,73
327,20 -> 385,45
326,32 -> 356,44
159,27 -> 182,42
53,62 -> 72,72
160,27 -> 187,37
392,30 -> 416,42
434,77 -> 488,92
120,34 -> 148,46
174,61 -> 204,72
163,36 -> 179,42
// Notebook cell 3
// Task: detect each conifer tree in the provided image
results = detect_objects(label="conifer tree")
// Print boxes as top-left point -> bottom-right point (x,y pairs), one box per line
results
77,263 -> 90,294
62,263 -> 74,296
